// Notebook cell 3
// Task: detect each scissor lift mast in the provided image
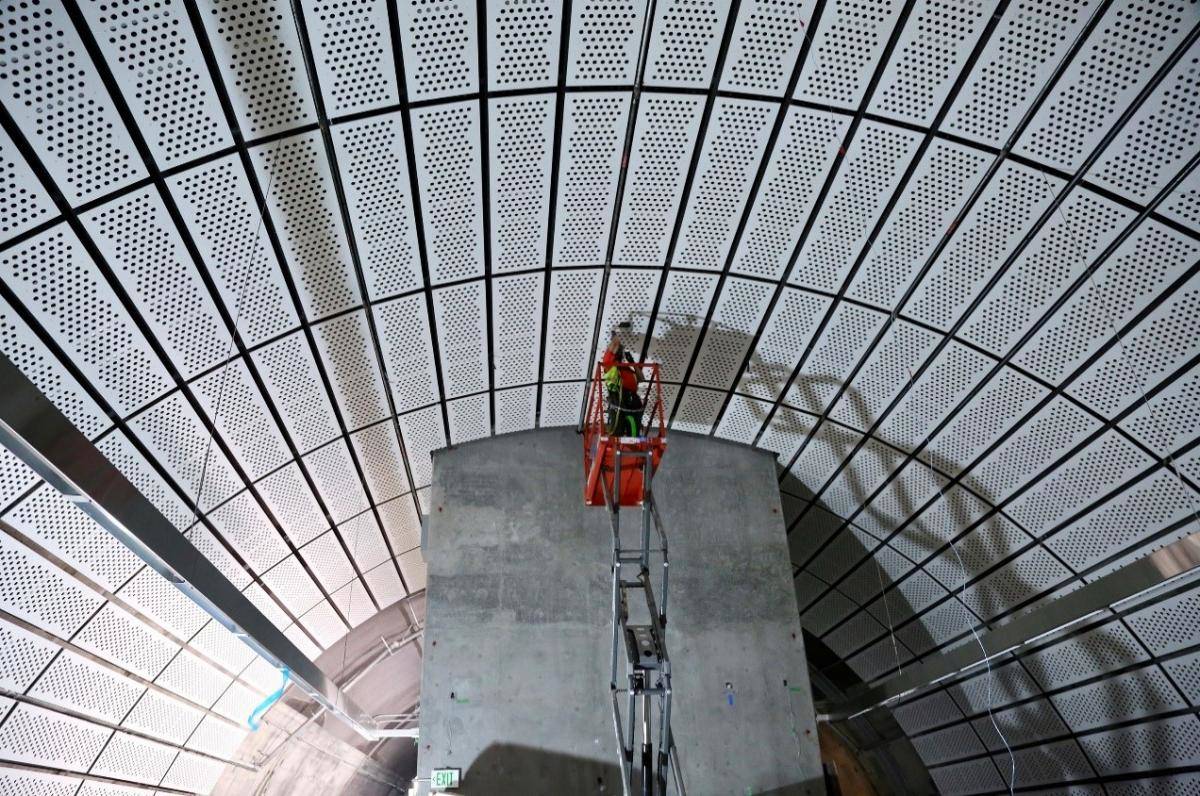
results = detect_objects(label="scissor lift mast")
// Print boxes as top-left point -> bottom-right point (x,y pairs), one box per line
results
583,363 -> 680,796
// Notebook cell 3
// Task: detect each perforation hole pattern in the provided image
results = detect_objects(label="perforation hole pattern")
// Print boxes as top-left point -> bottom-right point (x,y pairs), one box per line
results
545,270 -> 600,380
849,142 -> 991,309
0,703 -> 110,772
945,0 -> 1092,143
402,0 -> 476,98
491,97 -> 552,273
873,0 -> 987,123
647,0 -> 722,86
0,129 -> 54,239
91,0 -> 228,163
171,159 -> 297,344
647,271 -> 717,382
616,95 -> 704,265
435,281 -> 488,397
1,231 -> 172,414
313,311 -> 389,429
676,99 -> 775,271
732,108 -> 846,280
205,0 -> 313,136
311,0 -> 393,113
0,0 -> 143,200
691,277 -> 773,389
375,295 -> 441,412
414,103 -> 484,283
1021,0 -> 1196,170
256,136 -> 359,319
87,190 -> 228,378
569,0 -> 641,82
491,0 -> 557,87
722,0 -> 808,94
790,124 -> 920,293
796,0 -> 899,107
493,273 -> 542,387
335,116 -> 421,297
7,486 -> 141,592
1016,222 -> 1200,384
351,422 -> 409,502
555,94 -> 627,264
192,360 -> 291,479
0,301 -> 108,439
908,163 -> 1053,329
1094,51 -> 1200,201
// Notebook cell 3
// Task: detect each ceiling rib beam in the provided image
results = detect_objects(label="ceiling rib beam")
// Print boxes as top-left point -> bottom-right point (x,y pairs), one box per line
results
475,0 -> 498,435
182,0 -> 418,600
533,0 -> 576,424
575,0 -> 664,429
0,521 -> 270,728
285,0 -> 430,594
0,350 -> 382,740
384,0 -> 454,448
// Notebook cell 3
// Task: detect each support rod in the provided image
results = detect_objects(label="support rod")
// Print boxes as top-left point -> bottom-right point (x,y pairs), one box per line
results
0,352 -> 382,740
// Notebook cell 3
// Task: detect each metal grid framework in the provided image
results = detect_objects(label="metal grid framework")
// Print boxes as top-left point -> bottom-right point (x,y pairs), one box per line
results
0,0 -> 1198,792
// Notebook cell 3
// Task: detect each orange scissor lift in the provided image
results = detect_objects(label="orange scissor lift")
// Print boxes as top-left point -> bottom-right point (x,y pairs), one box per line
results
582,360 -> 681,796
583,361 -> 667,507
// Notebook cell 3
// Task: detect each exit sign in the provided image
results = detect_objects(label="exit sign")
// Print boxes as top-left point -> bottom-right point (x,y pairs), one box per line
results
431,768 -> 461,791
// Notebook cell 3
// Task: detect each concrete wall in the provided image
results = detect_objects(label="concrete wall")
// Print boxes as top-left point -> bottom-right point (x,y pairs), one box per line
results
416,428 -> 823,795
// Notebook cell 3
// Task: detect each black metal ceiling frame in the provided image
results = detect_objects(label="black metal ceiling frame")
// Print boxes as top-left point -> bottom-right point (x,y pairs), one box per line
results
786,19 -> 1200,652
12,0 -> 414,643
532,0 -> 575,424
65,0 -> 391,632
802,153 -> 1200,662
0,0 -> 1192,598
0,0 -> 1190,710
0,0 -> 1195,790
0,100 -> 339,665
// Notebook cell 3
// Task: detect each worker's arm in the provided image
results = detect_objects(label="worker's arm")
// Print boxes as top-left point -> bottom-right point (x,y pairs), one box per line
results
602,335 -> 620,369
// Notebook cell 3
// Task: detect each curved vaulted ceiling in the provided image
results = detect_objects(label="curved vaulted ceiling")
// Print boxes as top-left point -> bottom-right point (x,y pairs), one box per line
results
0,0 -> 1199,792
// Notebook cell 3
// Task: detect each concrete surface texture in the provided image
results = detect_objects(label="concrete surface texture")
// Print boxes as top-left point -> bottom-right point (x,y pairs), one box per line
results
416,428 -> 823,795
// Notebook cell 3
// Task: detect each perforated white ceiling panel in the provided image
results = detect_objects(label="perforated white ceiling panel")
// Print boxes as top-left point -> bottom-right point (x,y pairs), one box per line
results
0,0 -> 1198,791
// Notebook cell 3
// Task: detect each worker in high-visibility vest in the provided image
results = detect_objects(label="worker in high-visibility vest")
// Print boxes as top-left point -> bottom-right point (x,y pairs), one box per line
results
602,334 -> 644,437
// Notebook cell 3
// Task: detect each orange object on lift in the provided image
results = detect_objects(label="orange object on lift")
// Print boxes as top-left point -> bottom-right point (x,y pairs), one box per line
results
583,359 -> 667,507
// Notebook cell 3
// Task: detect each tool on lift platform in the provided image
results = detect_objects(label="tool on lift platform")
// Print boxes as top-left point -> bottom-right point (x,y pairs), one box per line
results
583,343 -> 681,796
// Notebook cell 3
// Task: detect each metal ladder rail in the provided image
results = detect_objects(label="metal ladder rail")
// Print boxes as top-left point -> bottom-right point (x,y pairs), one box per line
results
603,449 -> 676,796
